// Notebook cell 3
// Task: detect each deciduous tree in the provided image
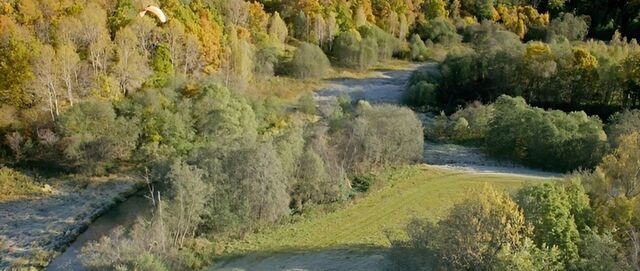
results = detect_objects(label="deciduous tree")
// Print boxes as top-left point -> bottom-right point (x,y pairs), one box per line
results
112,26 -> 151,94
267,11 -> 288,44
516,184 -> 580,264
0,26 -> 36,107
290,42 -> 331,78
57,43 -> 80,106
32,44 -> 59,120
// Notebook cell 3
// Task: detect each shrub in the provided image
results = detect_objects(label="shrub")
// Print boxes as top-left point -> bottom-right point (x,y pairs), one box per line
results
402,81 -> 437,108
399,185 -> 532,270
332,30 -> 362,68
289,42 -> 331,78
291,147 -> 337,210
272,121 -> 305,187
414,17 -> 460,44
358,37 -> 379,70
254,38 -> 282,77
0,167 -> 41,201
132,252 -> 169,271
332,103 -> 424,175
486,95 -> 608,171
358,24 -> 401,60
350,174 -> 377,193
424,112 -> 450,140
58,100 -> 140,172
118,87 -> 195,161
195,142 -> 290,233
547,13 -> 588,42
448,102 -> 493,141
407,69 -> 440,86
423,102 -> 493,143
191,83 -> 257,146
305,124 -> 349,202
606,109 -> 640,147
408,34 -> 430,61
331,29 -> 384,70
298,91 -> 317,115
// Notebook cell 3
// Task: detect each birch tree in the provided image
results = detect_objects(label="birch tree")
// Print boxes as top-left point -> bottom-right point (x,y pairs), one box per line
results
166,161 -> 211,248
326,12 -> 338,50
354,6 -> 367,27
182,33 -> 203,74
313,14 -> 327,47
268,11 -> 288,44
164,20 -> 186,72
112,27 -> 151,94
56,43 -> 80,106
32,45 -> 60,120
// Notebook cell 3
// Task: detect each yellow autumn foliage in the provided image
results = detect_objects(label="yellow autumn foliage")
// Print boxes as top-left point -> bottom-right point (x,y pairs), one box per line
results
494,4 -> 549,39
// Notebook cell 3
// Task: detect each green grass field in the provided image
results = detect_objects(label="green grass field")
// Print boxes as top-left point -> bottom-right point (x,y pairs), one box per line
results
216,165 -> 553,257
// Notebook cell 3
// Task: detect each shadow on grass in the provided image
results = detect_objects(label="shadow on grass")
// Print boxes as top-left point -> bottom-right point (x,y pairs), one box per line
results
211,244 -> 438,271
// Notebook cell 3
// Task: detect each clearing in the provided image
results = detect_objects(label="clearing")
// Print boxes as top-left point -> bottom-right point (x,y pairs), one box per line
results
211,165 -> 553,271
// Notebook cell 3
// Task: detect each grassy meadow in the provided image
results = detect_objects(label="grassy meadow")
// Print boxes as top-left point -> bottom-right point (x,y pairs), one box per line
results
216,165 -> 553,257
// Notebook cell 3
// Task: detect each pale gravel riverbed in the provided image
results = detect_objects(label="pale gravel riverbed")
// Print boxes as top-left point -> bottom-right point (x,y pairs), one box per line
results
210,63 -> 560,271
0,175 -> 143,270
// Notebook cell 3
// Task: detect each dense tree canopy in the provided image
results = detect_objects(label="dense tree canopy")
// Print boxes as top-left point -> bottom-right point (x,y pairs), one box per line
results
4,0 -> 640,269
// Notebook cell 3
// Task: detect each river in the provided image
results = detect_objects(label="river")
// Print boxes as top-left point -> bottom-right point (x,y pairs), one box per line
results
46,195 -> 151,271
46,62 -> 556,270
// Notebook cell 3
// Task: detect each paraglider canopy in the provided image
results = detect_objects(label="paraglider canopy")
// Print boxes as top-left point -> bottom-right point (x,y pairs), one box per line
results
139,5 -> 167,23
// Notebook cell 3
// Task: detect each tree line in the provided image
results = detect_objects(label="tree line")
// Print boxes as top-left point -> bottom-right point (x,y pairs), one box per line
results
405,17 -> 640,118
424,95 -> 640,172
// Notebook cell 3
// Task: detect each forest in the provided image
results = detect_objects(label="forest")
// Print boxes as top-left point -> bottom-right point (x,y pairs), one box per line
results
0,0 -> 640,270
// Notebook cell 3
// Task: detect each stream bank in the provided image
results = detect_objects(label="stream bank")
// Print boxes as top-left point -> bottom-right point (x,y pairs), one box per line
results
0,175 -> 144,270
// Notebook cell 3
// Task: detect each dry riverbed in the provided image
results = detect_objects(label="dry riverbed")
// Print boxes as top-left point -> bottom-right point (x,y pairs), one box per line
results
0,174 -> 144,269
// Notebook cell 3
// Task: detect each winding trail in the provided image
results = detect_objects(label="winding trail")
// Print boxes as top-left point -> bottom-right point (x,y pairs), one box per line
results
211,63 -> 560,271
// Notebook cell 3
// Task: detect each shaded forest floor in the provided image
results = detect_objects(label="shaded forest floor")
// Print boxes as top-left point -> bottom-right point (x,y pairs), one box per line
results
211,165 -> 553,271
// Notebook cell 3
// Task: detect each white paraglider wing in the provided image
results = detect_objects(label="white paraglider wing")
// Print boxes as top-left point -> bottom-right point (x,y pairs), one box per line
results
139,5 -> 167,23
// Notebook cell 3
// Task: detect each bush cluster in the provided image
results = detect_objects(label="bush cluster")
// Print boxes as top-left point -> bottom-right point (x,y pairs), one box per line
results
75,81 -> 424,269
0,167 -> 41,201
395,131 -> 640,270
